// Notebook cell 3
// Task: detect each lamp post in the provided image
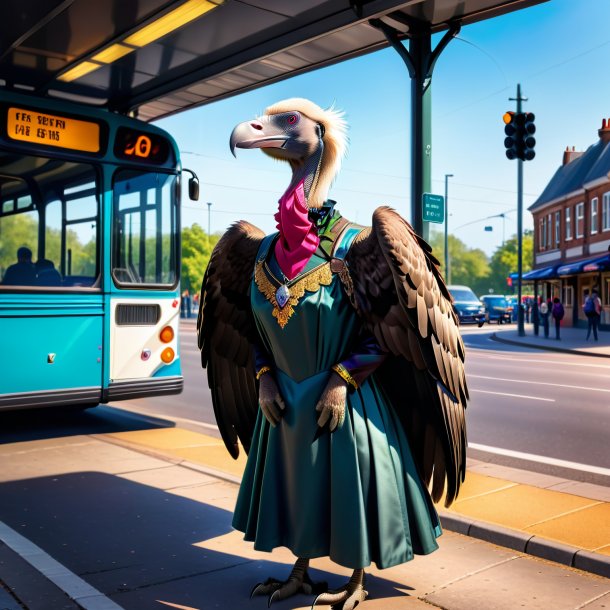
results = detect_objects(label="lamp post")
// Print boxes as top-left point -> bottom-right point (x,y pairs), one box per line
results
206,201 -> 212,244
444,173 -> 453,284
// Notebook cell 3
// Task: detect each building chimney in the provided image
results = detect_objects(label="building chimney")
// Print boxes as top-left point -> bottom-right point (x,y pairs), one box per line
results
563,145 -> 584,165
599,117 -> 610,144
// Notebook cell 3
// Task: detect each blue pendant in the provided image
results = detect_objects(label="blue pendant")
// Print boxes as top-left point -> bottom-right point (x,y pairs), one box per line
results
276,284 -> 290,308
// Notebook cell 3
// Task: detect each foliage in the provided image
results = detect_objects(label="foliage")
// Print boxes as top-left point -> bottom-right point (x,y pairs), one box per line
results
428,228 -> 533,297
181,223 -> 221,293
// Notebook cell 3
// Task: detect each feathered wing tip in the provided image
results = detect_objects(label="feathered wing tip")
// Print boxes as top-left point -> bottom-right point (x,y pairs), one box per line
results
264,98 -> 347,207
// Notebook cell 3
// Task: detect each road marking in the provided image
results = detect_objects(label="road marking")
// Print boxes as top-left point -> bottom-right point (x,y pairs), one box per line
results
469,374 -> 610,393
468,353 -> 610,370
0,521 -> 123,609
470,389 -> 554,402
469,443 -> 610,477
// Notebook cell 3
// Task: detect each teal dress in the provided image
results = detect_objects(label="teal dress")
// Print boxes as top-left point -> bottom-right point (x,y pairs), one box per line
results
233,229 -> 441,570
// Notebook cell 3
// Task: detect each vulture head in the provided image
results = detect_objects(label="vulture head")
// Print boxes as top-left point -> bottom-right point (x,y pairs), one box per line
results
230,98 -> 346,208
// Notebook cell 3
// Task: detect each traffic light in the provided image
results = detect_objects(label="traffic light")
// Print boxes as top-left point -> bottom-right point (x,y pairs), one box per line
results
503,111 -> 536,161
522,112 -> 536,160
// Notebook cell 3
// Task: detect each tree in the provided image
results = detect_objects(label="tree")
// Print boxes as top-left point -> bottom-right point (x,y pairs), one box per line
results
487,230 -> 533,295
428,231 -> 490,295
181,223 -> 220,293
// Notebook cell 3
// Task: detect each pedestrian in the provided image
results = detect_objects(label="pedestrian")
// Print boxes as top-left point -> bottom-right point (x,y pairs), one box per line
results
551,297 -> 564,340
531,297 -> 539,336
583,289 -> 602,341
539,297 -> 550,338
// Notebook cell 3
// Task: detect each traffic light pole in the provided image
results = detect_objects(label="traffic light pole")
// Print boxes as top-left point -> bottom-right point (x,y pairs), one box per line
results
371,18 -> 460,239
511,84 -> 526,337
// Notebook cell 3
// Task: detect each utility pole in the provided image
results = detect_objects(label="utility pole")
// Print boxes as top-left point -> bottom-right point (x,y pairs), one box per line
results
206,201 -> 212,245
444,173 -> 453,284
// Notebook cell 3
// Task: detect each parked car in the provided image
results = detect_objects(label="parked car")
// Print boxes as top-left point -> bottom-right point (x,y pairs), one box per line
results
480,294 -> 513,324
447,285 -> 486,327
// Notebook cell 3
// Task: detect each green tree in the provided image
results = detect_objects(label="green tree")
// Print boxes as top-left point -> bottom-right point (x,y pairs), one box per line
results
487,230 -> 533,295
428,231 -> 490,295
181,223 -> 221,293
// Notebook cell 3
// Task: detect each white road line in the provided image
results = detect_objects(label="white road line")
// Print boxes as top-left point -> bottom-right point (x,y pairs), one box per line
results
469,374 -> 610,393
470,389 -> 555,402
469,443 -> 610,477
0,521 -> 124,609
468,353 -> 610,370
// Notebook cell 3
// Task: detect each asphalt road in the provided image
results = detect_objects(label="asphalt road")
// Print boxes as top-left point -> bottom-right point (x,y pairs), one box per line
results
118,320 -> 610,486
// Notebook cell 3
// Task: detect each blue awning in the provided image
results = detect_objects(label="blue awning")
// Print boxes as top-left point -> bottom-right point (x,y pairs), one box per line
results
522,265 -> 559,281
583,253 -> 610,272
557,254 -> 608,276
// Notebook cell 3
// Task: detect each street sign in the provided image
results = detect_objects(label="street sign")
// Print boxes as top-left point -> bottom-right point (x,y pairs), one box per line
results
422,193 -> 445,224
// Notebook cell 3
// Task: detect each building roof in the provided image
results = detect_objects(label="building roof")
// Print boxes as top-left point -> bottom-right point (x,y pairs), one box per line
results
528,139 -> 609,212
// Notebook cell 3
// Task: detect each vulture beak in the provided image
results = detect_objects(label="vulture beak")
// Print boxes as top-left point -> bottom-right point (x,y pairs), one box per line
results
229,118 -> 288,157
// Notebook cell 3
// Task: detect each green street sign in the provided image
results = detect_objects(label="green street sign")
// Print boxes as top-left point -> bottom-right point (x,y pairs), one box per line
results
422,193 -> 445,224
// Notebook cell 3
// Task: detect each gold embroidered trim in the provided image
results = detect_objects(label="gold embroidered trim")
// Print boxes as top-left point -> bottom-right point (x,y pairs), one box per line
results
254,261 -> 333,329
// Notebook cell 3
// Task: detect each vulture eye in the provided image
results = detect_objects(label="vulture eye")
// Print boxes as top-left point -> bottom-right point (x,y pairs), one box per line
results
287,114 -> 298,125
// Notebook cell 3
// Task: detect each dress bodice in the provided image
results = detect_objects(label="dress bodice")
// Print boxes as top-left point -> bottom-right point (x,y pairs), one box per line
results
251,234 -> 359,382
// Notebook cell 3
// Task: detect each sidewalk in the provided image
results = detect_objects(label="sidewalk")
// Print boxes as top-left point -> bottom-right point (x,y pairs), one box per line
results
491,323 -> 610,358
1,426 -> 609,609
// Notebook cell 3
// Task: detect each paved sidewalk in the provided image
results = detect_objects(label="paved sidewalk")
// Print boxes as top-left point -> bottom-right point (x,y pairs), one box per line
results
1,429 -> 609,610
491,323 -> 610,358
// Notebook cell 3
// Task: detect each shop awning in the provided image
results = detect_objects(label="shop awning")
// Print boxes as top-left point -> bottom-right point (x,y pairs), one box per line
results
557,254 -> 608,276
522,265 -> 559,281
583,253 -> 610,272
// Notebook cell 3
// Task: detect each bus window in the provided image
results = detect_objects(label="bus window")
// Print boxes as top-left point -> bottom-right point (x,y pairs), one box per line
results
0,156 -> 100,289
112,170 -> 177,288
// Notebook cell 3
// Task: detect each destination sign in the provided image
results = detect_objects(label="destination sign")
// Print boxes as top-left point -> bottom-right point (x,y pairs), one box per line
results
7,107 -> 100,153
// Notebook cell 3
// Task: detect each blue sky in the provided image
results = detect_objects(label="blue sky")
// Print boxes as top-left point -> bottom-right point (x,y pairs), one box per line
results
158,0 -> 610,256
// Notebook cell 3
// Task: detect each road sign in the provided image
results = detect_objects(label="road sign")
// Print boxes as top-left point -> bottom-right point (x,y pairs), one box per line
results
422,193 -> 445,224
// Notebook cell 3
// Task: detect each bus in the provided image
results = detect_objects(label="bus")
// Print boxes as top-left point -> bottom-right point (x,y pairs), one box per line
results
0,90 -> 198,411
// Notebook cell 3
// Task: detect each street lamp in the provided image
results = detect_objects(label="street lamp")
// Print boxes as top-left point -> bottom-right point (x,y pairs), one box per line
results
444,174 -> 453,284
206,201 -> 212,244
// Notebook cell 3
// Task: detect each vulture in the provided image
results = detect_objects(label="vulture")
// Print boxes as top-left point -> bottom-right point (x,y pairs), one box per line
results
197,98 -> 468,610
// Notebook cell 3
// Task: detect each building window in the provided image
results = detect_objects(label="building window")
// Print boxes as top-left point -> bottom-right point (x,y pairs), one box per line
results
555,211 -> 561,246
546,213 -> 552,248
591,197 -> 598,234
563,285 -> 573,307
565,207 -> 572,240
539,218 -> 544,250
575,202 -> 584,238
603,192 -> 610,231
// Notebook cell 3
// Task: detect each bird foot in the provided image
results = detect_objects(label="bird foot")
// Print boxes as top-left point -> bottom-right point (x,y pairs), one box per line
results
311,571 -> 368,610
250,558 -> 327,607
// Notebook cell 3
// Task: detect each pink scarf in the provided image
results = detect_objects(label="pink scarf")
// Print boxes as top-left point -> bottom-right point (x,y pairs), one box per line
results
274,180 -> 319,280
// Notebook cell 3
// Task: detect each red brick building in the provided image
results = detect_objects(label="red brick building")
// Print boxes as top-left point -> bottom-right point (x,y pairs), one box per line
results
527,120 -> 610,327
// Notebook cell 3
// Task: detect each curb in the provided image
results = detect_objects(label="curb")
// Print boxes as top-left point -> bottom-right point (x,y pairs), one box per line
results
438,511 -> 610,579
490,332 -> 610,359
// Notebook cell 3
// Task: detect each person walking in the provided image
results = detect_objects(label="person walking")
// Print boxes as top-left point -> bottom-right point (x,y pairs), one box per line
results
539,296 -> 550,338
531,297 -> 539,336
551,297 -> 564,340
583,289 -> 602,341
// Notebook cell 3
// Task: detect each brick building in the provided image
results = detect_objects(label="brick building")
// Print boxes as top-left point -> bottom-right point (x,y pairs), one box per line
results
526,119 -> 610,327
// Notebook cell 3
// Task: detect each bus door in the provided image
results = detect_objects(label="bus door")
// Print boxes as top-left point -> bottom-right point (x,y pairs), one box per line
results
104,169 -> 181,402
0,157 -> 103,408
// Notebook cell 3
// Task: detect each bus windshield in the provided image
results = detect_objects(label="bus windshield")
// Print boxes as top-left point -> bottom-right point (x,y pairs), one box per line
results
0,154 -> 99,289
112,170 -> 178,288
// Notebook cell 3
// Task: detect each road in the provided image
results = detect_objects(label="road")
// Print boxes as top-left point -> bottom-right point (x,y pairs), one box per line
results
121,321 -> 610,486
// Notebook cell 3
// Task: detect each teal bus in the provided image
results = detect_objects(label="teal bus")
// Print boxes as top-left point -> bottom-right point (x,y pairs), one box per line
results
0,90 -> 198,410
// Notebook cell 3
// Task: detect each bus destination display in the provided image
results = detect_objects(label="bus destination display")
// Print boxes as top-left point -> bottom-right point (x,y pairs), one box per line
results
114,127 -> 170,164
7,107 -> 100,153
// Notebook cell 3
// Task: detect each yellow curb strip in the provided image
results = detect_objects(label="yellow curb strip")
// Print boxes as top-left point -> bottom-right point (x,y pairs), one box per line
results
525,501 -> 603,528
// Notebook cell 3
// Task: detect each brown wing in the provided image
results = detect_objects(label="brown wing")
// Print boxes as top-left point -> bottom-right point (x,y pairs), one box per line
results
346,206 -> 468,507
197,221 -> 264,459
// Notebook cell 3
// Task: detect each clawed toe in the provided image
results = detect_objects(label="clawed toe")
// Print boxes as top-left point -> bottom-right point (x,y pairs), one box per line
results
311,569 -> 368,610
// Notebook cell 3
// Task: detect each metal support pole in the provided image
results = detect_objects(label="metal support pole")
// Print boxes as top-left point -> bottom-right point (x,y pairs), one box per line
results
444,173 -> 453,283
370,18 -> 460,239
511,83 -> 526,337
207,201 -> 212,244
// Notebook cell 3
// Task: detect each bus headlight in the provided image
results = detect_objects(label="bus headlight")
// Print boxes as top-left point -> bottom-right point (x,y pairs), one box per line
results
161,347 -> 175,363
159,325 -> 174,343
